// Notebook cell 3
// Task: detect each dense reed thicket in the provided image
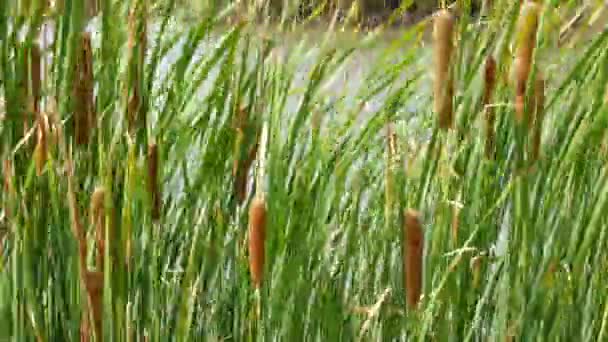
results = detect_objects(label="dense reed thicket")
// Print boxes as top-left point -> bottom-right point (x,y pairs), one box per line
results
1,0 -> 608,340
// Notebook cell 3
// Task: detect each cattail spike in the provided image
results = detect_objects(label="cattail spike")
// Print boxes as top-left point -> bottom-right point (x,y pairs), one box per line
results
126,0 -> 148,133
514,2 -> 540,124
91,187 -> 106,269
31,43 -> 41,113
74,32 -> 95,146
147,142 -> 161,221
403,209 -> 423,309
531,74 -> 545,161
451,204 -> 460,245
248,197 -> 267,289
484,56 -> 497,159
433,9 -> 456,130
34,112 -> 49,176
470,255 -> 483,289
83,270 -> 104,342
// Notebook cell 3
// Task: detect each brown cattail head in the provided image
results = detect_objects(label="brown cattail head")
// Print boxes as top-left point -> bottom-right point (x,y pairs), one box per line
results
73,32 -> 95,146
233,107 -> 259,204
20,43 -> 31,136
34,112 -> 49,176
147,142 -> 161,221
470,255 -> 483,289
385,124 -> 398,223
403,209 -> 423,309
2,159 -> 15,210
433,9 -> 456,130
82,270 -> 104,342
30,43 -> 41,113
90,187 -> 106,269
248,197 -> 267,289
126,0 -> 147,133
484,56 -> 498,159
531,74 -> 545,161
451,204 -> 460,245
514,2 -> 540,124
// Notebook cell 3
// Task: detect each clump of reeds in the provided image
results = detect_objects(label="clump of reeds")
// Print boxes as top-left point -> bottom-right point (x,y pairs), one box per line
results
531,74 -> 545,161
514,1 -> 540,125
73,32 -> 95,146
147,142 -> 161,221
433,9 -> 456,130
248,196 -> 267,289
403,209 -> 423,310
126,0 -> 148,133
483,56 -> 498,159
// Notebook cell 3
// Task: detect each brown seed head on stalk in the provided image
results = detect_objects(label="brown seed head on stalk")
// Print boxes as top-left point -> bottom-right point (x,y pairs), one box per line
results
470,255 -> 483,289
403,209 -> 423,310
147,142 -> 161,221
484,56 -> 498,159
73,32 -> 95,146
20,43 -> 32,136
433,9 -> 456,130
233,107 -> 259,204
34,112 -> 49,176
248,197 -> 267,289
531,74 -> 545,161
3,159 -> 15,218
30,43 -> 41,113
127,0 -> 147,133
82,270 -> 104,342
451,203 -> 460,245
514,2 -> 540,124
385,124 -> 398,221
90,187 -> 106,269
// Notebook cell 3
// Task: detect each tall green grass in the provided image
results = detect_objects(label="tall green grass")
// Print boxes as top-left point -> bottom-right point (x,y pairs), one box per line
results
1,0 -> 608,340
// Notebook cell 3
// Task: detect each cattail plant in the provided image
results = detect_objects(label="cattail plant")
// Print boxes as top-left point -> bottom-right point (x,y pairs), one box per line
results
514,1 -> 540,125
30,43 -> 41,114
403,209 -> 423,309
147,142 -> 161,221
67,158 -> 104,342
1,159 -> 14,255
34,112 -> 49,176
385,124 -> 398,224
483,56 -> 497,159
126,0 -> 148,133
83,270 -> 104,342
73,32 -> 95,146
470,255 -> 483,289
248,196 -> 267,289
233,107 -> 259,204
433,9 -> 456,130
20,42 -> 37,136
531,74 -> 545,161
451,203 -> 460,245
90,187 -> 106,269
